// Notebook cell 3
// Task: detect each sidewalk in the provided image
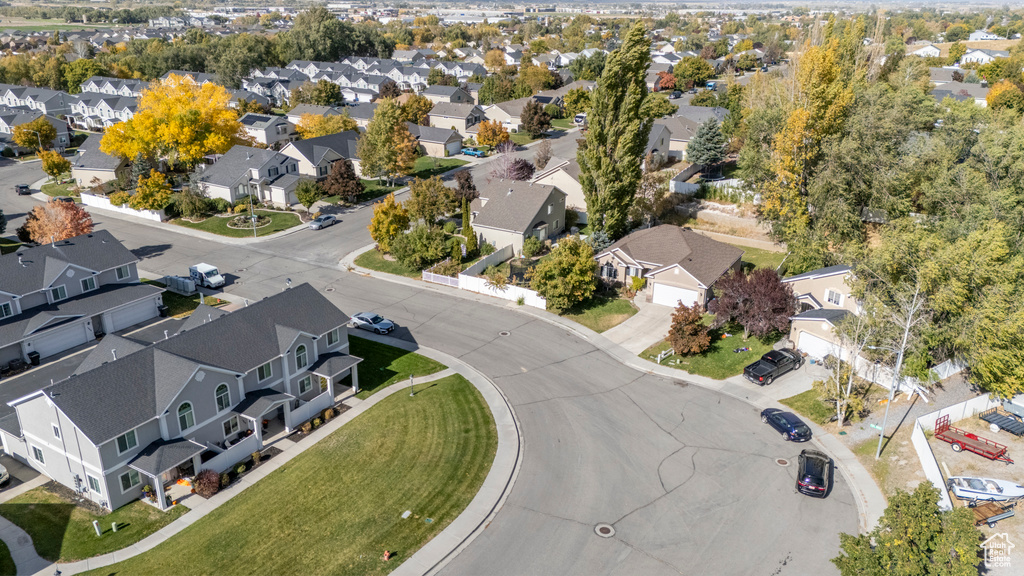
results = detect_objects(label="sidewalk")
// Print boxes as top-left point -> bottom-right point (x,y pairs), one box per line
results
0,478 -> 50,576
343,247 -> 887,535
27,340 -> 520,576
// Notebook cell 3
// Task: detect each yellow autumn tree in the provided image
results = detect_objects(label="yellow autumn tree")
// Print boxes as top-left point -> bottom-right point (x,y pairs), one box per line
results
129,170 -> 172,211
987,79 -> 1024,113
295,113 -> 357,139
101,74 -> 244,169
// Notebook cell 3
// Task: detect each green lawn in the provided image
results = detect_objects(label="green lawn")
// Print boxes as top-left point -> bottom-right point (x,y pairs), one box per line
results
81,374 -> 496,576
510,132 -> 538,146
324,179 -> 403,205
347,336 -> 446,399
0,238 -> 21,255
354,248 -> 421,279
0,540 -> 13,576
0,487 -> 186,563
551,118 -> 574,130
780,388 -> 835,425
142,280 -> 227,318
171,210 -> 301,238
640,319 -> 776,380
731,243 -> 786,273
41,180 -> 78,198
562,296 -> 638,333
411,156 -> 468,179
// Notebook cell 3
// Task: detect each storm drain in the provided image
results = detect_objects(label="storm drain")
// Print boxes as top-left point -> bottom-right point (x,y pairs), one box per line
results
595,523 -> 615,538
776,458 -> 789,467
325,287 -> 335,292
499,330 -> 511,336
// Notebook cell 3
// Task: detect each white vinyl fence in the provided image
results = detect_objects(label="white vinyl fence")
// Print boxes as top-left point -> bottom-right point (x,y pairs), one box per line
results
289,391 -> 334,426
420,245 -> 548,309
80,193 -> 167,222
200,433 -> 259,474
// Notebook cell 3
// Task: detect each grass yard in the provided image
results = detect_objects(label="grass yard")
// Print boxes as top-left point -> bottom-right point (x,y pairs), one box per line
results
172,210 -> 301,238
0,238 -> 21,255
81,374 -> 496,576
551,118 -> 574,130
731,244 -> 787,273
780,388 -> 835,425
411,156 -> 468,179
0,486 -> 186,563
640,319 -> 776,380
347,335 -> 446,399
324,179 -> 403,205
562,296 -> 638,333
41,180 -> 78,197
141,280 -> 226,318
354,248 -> 421,279
0,541 -> 13,576
510,132 -> 538,146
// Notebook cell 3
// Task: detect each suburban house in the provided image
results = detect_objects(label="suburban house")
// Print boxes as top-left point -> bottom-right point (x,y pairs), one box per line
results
470,181 -> 567,254
657,106 -> 730,160
0,231 -> 165,367
930,81 -> 989,107
482,97 -> 533,132
279,131 -> 361,179
646,122 -> 672,167
79,76 -> 149,97
911,44 -> 941,58
961,48 -> 1009,65
0,283 -> 362,512
285,103 -> 344,125
347,102 -> 378,128
196,145 -> 302,206
969,30 -> 1005,41
406,123 -> 463,157
421,85 -> 473,105
595,226 -> 743,308
531,157 -> 586,222
67,94 -> 137,131
781,265 -> 858,360
239,113 -> 295,148
71,134 -> 129,188
428,102 -> 484,136
929,67 -> 965,86
0,108 -> 70,153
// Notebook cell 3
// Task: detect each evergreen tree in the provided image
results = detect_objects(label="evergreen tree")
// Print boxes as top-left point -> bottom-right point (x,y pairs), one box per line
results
577,23 -> 655,239
131,153 -> 152,190
462,198 -> 478,254
686,118 -> 727,175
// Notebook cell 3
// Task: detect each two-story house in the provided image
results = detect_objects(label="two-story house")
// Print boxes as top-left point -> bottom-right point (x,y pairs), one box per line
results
0,284 -> 361,512
71,134 -> 129,187
196,145 -> 302,207
421,85 -> 473,105
279,131 -> 361,179
781,265 -> 859,360
239,113 -> 295,148
470,181 -> 567,254
0,231 -> 164,367
428,102 -> 484,137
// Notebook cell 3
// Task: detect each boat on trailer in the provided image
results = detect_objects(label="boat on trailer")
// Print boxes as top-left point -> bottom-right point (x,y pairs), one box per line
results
947,476 -> 1024,503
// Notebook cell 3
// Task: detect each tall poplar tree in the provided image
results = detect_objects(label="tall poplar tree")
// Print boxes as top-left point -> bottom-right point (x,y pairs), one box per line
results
577,23 -> 655,239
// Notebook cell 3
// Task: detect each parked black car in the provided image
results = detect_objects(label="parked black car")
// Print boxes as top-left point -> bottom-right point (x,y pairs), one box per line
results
668,90 -> 682,99
796,449 -> 832,497
743,349 -> 802,385
761,408 -> 812,442
14,184 -> 30,195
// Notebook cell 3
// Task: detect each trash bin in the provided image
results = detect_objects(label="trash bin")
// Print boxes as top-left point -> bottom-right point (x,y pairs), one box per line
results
158,304 -> 169,318
27,351 -> 40,366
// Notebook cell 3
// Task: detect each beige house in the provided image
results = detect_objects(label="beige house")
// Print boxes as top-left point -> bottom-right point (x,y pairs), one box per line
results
71,134 -> 129,188
781,265 -> 857,360
595,226 -> 743,308
428,102 -> 484,136
279,131 -> 361,179
482,97 -> 532,132
470,181 -> 567,254
421,85 -> 473,105
406,123 -> 463,157
532,157 -> 586,223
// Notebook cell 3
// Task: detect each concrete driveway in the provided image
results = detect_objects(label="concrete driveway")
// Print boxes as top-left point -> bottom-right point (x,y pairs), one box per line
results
603,295 -> 673,355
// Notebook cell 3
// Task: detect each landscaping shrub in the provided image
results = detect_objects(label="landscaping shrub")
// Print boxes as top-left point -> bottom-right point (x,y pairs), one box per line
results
312,417 -> 322,428
0,147 -> 13,157
544,103 -> 562,119
443,220 -> 456,234
220,473 -> 231,488
391,225 -> 447,270
480,242 -> 495,256
251,451 -> 261,465
236,463 -> 246,475
108,191 -> 131,206
323,408 -> 335,421
301,421 -> 312,434
194,469 -> 220,497
522,236 -> 543,258
211,198 -> 231,214
429,258 -> 462,277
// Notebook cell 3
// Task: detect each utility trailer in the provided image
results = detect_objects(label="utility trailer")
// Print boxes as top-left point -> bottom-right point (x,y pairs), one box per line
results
970,501 -> 1016,528
934,415 -> 1013,464
979,406 -> 1024,436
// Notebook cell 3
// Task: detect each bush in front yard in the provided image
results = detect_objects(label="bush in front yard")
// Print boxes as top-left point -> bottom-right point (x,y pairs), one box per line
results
109,191 -> 131,206
391,225 -> 447,270
194,469 -> 220,498
521,236 -> 543,258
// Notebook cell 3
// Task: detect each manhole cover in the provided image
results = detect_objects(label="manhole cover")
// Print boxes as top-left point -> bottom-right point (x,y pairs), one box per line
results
236,268 -> 246,272
594,523 -> 615,538
776,458 -> 789,467
499,330 -> 511,336
325,287 -> 335,292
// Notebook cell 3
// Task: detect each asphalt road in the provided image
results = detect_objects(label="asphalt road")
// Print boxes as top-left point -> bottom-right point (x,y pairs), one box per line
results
0,146 -> 856,575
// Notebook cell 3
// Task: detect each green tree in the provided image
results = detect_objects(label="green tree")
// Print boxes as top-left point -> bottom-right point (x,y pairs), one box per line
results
528,235 -> 598,312
390,224 -> 447,269
213,33 -> 276,89
690,90 -> 720,107
833,483 -> 980,576
577,23 -> 655,239
645,96 -> 678,118
944,23 -> 971,43
569,51 -> 607,81
400,94 -> 433,125
405,176 -> 455,226
357,98 -> 404,184
63,59 -> 106,94
687,118 -> 727,172
986,79 -> 1024,113
295,179 -> 324,212
521,99 -> 551,138
462,197 -> 477,254
947,41 -> 966,65
673,56 -> 715,86
291,80 -> 342,106
368,193 -> 409,253
13,116 -> 56,151
563,87 -> 592,118
129,170 -> 172,211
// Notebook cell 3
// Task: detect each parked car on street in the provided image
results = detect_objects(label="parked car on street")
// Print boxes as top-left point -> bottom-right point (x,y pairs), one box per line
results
743,349 -> 802,385
668,90 -> 682,99
309,214 -> 337,230
461,147 -> 486,158
761,408 -> 812,442
351,312 -> 395,334
14,184 -> 30,195
54,196 -> 75,204
796,449 -> 831,497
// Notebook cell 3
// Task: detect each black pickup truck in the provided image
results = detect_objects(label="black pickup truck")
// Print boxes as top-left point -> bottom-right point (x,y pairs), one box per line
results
743,350 -> 802,385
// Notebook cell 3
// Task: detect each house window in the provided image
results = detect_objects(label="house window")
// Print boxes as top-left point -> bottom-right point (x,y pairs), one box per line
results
81,277 -> 96,292
178,403 -> 195,431
298,375 -> 312,395
215,384 -> 230,412
87,474 -> 101,493
53,424 -> 61,439
600,263 -> 617,278
116,430 -> 137,454
119,469 -> 140,493
547,204 -> 552,214
326,328 -> 340,347
50,285 -> 67,301
269,167 -> 279,177
826,289 -> 842,306
222,416 -> 239,437
31,446 -> 44,464
295,345 -> 308,370
257,362 -> 273,381
0,302 -> 11,319
115,265 -> 131,280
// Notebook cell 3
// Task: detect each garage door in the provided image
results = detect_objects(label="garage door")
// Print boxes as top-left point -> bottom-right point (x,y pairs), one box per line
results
445,141 -> 461,157
109,299 -> 158,332
29,322 -> 90,359
652,283 -> 699,308
796,332 -> 836,360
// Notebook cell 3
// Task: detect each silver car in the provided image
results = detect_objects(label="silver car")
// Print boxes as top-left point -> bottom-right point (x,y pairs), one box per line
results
0,464 -> 9,486
351,312 -> 395,334
309,215 -> 337,230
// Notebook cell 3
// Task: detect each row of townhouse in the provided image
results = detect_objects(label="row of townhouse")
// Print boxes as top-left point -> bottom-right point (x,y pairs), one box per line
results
68,94 -> 137,131
0,106 -> 71,153
79,76 -> 150,98
0,83 -> 76,119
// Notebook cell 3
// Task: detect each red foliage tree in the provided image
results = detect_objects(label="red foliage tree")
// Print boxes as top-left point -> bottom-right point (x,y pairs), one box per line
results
707,268 -> 797,339
667,302 -> 710,355
657,71 -> 677,91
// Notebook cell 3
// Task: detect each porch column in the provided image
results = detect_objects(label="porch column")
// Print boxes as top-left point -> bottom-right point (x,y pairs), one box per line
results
151,473 -> 166,511
253,417 -> 264,447
351,366 -> 360,394
283,402 -> 293,432
326,375 -> 335,400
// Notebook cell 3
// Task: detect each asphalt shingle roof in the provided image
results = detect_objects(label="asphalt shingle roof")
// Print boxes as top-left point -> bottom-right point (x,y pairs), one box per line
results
128,438 -> 206,476
0,231 -> 138,297
791,308 -> 850,324
782,265 -> 852,283
197,145 -> 289,188
601,225 -> 744,287
471,181 -> 565,233
283,131 -> 360,164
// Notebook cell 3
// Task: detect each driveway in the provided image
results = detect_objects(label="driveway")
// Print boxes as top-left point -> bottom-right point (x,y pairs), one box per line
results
602,295 -> 673,355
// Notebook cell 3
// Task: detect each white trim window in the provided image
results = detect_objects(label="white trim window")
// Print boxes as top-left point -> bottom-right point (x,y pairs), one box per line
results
326,328 -> 340,347
298,375 -> 313,395
116,430 -> 137,454
257,362 -> 273,382
215,384 -> 231,412
119,469 -> 140,493
826,289 -> 843,306
295,345 -> 308,370
80,277 -> 97,292
178,402 -> 195,431
0,302 -> 13,319
52,424 -> 61,439
222,416 -> 239,437
115,265 -> 131,280
31,446 -> 45,464
50,285 -> 67,301
87,474 -> 101,493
